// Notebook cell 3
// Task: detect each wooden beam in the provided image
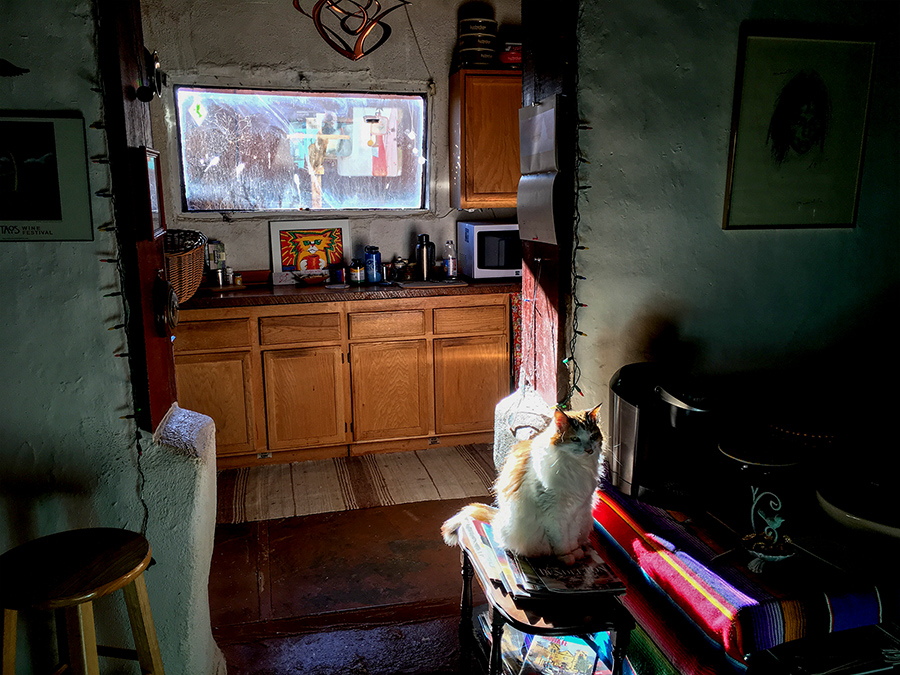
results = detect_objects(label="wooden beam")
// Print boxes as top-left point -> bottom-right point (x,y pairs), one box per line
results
520,0 -> 579,404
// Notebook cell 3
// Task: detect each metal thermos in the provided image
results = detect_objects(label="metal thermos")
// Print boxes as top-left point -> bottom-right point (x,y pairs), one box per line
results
415,234 -> 435,281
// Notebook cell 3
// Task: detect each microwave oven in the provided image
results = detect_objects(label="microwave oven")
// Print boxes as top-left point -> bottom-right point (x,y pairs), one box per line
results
457,222 -> 522,279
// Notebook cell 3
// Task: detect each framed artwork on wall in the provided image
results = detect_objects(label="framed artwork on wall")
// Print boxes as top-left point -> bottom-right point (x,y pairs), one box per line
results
134,146 -> 166,240
269,219 -> 349,284
722,24 -> 876,229
0,113 -> 93,241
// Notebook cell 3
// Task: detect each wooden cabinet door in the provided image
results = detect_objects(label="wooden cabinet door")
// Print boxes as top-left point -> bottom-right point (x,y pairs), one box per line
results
451,69 -> 522,208
175,352 -> 255,455
434,335 -> 509,434
263,346 -> 349,450
350,340 -> 431,441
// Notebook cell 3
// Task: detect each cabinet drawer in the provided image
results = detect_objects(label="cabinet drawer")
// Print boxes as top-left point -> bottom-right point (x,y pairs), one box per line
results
174,318 -> 251,352
349,310 -> 425,340
259,313 -> 342,345
433,305 -> 506,335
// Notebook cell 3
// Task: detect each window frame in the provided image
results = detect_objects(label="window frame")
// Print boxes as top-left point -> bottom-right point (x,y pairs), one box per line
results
171,84 -> 432,216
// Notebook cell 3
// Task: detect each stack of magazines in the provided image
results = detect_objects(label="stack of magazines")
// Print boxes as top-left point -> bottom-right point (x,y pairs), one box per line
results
475,613 -> 621,675
458,517 -> 626,607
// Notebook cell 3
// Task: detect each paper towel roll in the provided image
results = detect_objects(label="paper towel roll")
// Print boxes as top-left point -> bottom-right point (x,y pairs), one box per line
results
517,172 -> 557,245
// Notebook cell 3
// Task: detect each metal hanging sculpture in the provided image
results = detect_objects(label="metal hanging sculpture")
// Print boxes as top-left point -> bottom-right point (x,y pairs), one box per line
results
292,0 -> 410,61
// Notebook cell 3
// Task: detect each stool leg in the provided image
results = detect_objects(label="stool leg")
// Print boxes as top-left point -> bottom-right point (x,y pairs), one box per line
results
122,573 -> 164,674
2,608 -> 16,675
63,603 -> 100,675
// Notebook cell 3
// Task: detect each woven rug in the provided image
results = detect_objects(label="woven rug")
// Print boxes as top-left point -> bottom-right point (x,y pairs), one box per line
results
217,444 -> 495,524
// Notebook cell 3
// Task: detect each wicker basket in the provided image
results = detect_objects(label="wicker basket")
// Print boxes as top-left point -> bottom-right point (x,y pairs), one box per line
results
165,229 -> 207,303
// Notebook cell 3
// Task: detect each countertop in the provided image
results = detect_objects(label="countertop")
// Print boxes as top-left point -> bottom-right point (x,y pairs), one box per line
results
180,279 -> 521,310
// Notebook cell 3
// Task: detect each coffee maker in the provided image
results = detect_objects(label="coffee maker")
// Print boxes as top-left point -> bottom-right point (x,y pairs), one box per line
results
608,362 -> 718,509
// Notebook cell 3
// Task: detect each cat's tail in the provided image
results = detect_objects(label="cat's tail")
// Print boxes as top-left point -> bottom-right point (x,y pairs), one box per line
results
440,502 -> 497,546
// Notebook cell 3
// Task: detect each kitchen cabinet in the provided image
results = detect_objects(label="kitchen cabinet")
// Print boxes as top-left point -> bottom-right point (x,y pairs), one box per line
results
263,346 -> 349,450
350,340 -> 431,442
450,69 -> 522,209
173,318 -> 259,456
434,335 -> 508,435
173,292 -> 512,468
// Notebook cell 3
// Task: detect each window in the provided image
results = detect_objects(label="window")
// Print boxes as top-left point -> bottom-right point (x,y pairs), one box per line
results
174,86 -> 427,212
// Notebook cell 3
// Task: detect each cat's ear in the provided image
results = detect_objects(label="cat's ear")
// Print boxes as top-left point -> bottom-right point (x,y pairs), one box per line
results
552,408 -> 570,431
589,403 -> 602,425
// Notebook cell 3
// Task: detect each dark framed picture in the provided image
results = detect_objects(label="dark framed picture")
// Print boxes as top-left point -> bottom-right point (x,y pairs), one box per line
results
722,24 -> 876,229
140,147 -> 166,240
0,114 -> 93,241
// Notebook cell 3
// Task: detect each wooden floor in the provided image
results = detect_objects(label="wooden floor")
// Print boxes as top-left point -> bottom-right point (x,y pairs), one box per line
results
209,497 -> 485,674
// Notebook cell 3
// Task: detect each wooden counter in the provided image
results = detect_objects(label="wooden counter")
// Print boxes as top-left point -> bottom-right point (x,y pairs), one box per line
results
180,280 -> 521,310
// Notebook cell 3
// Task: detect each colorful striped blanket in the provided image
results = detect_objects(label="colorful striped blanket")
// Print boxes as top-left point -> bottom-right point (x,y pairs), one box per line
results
593,482 -> 893,671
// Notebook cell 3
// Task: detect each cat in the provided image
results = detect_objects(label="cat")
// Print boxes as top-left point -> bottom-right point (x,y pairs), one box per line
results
442,405 -> 603,564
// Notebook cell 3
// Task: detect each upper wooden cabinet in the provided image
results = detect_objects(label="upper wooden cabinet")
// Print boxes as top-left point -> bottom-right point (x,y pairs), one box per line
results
450,69 -> 522,209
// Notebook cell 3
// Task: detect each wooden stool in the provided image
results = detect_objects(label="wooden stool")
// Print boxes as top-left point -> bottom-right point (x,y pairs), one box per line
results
0,528 -> 164,675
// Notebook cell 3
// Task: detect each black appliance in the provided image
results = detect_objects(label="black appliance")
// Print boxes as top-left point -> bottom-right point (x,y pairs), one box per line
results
608,362 -> 718,509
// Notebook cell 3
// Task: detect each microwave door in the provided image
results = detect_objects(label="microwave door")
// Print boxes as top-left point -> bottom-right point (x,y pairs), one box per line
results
480,234 -> 507,268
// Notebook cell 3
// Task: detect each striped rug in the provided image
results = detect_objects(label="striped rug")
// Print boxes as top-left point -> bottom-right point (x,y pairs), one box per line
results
217,444 -> 496,524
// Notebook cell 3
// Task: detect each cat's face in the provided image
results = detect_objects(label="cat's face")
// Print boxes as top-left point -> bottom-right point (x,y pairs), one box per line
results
552,405 -> 602,454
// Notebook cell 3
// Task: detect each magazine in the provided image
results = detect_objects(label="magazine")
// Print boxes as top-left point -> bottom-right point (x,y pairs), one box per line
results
475,610 -> 534,675
461,516 -> 624,601
459,518 -> 504,585
519,634 -> 613,675
481,521 -> 534,599
514,545 -> 625,596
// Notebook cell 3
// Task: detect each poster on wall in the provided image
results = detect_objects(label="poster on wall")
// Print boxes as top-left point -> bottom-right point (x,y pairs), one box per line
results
722,25 -> 876,229
0,114 -> 93,241
269,219 -> 349,284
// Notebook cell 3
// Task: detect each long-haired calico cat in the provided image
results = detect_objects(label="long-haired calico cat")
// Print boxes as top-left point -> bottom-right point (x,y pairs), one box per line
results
442,405 -> 603,564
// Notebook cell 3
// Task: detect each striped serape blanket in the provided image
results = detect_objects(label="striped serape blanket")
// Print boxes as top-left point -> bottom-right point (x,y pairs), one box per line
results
593,481 -> 893,670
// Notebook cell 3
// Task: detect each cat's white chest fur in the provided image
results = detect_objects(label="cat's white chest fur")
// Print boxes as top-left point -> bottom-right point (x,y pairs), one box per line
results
440,405 -> 604,563
493,417 -> 602,559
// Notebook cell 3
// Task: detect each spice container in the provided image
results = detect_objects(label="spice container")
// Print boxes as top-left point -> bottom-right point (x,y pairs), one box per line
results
329,263 -> 346,284
349,258 -> 365,285
393,257 -> 410,281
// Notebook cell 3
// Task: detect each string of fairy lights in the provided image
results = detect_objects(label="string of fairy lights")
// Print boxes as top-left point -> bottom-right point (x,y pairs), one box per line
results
92,85 -> 151,538
562,11 -> 589,410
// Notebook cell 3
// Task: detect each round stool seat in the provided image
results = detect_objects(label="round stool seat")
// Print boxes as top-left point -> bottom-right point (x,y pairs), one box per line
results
0,528 -> 151,611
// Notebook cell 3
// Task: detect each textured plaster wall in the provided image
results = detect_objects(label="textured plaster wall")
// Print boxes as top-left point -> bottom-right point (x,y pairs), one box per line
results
574,0 -> 899,416
0,1 -> 222,673
141,0 -> 522,271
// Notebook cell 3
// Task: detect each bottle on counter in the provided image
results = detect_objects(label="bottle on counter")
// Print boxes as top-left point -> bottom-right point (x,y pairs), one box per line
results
328,262 -> 346,284
349,258 -> 365,285
415,234 -> 436,281
365,246 -> 382,283
442,240 -> 458,281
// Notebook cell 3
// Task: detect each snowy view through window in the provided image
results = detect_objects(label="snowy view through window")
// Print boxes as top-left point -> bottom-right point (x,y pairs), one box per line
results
175,87 -> 427,211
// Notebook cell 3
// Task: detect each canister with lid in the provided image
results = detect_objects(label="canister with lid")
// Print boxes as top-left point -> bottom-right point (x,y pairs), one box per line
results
349,258 -> 365,284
